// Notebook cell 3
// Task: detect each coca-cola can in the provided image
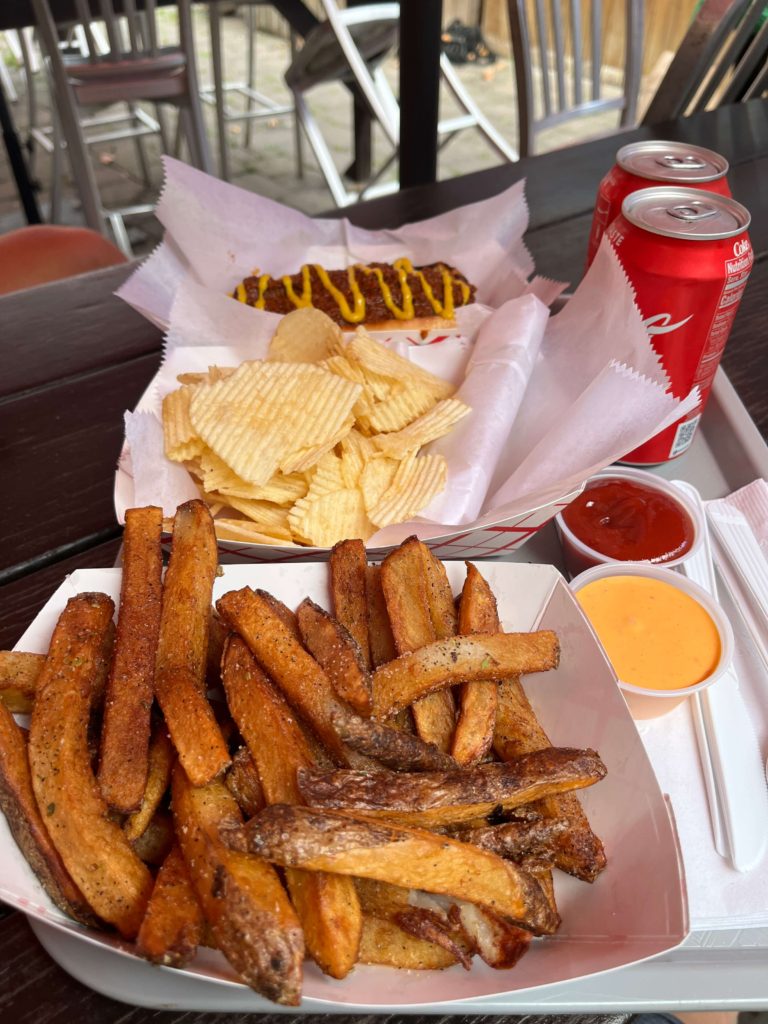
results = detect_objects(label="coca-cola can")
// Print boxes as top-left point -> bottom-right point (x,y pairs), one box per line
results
606,186 -> 753,465
587,141 -> 731,267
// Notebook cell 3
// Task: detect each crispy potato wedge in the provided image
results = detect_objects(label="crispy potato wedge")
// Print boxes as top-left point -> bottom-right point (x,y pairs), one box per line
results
394,907 -> 472,969
380,538 -> 455,751
422,547 -> 458,640
494,680 -> 607,882
452,817 -> 569,863
0,702 -> 96,925
372,632 -> 560,721
123,726 -> 174,842
221,636 -> 362,979
228,804 -> 558,935
297,747 -> 606,828
155,500 -> 230,786
98,506 -> 163,813
130,809 -> 175,866
28,593 -> 153,938
364,565 -> 397,669
452,563 -> 500,767
330,539 -> 371,669
0,651 -> 45,713
136,844 -> 203,967
257,591 -> 302,643
297,598 -> 372,717
451,898 -> 531,969
171,764 -> 304,1005
358,914 -> 458,970
330,704 -> 457,772
207,611 -> 230,686
226,747 -> 266,818
217,587 -> 356,766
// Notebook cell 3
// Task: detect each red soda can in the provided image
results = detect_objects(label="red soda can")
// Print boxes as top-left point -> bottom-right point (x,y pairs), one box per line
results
606,187 -> 753,465
587,141 -> 731,266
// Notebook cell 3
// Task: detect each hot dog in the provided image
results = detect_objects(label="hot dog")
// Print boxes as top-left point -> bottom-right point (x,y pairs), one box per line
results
231,259 -> 476,331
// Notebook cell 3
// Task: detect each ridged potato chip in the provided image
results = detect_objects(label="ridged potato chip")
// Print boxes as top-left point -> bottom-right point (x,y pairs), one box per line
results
360,457 -> 399,513
176,365 -> 236,386
368,453 -> 447,528
214,519 -> 299,546
189,362 -> 361,486
346,328 -> 455,401
289,489 -> 374,547
372,399 -> 471,459
163,387 -> 205,463
223,498 -> 293,542
268,308 -> 343,364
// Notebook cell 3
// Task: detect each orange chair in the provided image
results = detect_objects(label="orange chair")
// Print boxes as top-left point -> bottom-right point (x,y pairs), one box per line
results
0,225 -> 127,296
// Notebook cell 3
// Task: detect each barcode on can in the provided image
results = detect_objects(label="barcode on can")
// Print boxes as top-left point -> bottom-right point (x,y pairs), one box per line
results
670,414 -> 701,458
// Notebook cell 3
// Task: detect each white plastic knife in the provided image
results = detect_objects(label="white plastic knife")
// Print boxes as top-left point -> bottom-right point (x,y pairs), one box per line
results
673,479 -> 768,873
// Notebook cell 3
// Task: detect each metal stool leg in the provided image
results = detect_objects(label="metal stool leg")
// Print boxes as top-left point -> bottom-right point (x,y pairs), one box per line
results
50,106 -> 63,223
244,3 -> 255,151
129,102 -> 153,185
16,28 -> 39,174
289,29 -> 303,179
209,2 -> 230,180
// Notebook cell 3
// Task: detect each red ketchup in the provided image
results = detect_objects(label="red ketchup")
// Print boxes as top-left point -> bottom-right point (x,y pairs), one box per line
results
560,478 -> 695,576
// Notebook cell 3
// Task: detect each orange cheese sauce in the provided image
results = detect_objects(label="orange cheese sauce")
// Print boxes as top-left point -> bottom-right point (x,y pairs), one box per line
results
576,575 -> 721,691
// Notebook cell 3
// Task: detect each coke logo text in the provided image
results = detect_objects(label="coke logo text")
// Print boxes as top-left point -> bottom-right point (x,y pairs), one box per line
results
642,312 -> 693,336
733,238 -> 751,257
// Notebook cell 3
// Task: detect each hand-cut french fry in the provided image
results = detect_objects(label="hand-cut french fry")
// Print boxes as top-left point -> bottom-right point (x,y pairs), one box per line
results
258,590 -> 302,642
227,804 -> 558,935
123,726 -> 174,842
226,747 -> 266,818
451,817 -> 569,863
394,907 -> 472,969
98,506 -> 164,813
452,563 -> 500,767
221,636 -> 362,979
364,565 -> 397,668
28,593 -> 153,938
0,651 -> 45,713
217,587 -> 357,766
0,703 -> 96,925
330,539 -> 371,669
136,844 -> 203,967
422,547 -> 458,640
330,705 -> 457,772
297,598 -> 372,717
381,538 -> 455,751
171,764 -> 304,1005
297,747 -> 606,828
373,632 -> 560,721
451,899 -> 532,969
155,500 -> 230,786
358,914 -> 458,970
206,611 -> 230,686
130,809 -> 175,866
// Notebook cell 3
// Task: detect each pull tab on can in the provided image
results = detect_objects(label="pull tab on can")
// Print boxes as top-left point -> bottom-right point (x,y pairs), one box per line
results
657,153 -> 707,170
667,201 -> 719,223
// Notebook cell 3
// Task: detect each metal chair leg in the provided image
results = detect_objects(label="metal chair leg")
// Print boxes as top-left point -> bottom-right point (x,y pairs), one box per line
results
154,101 -> 171,154
50,107 -> 63,223
244,3 -> 256,151
16,28 -> 38,174
129,102 -> 153,185
289,29 -> 303,179
209,1 -> 230,180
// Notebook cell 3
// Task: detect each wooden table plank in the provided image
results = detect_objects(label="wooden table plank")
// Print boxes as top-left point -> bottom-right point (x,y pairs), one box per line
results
0,352 -> 160,579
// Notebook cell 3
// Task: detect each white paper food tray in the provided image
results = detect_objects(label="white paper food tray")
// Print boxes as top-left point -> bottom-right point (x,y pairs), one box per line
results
6,562 -> 687,1012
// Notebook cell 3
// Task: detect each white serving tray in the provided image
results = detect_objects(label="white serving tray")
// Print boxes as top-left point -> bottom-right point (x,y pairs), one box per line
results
8,563 -> 687,1012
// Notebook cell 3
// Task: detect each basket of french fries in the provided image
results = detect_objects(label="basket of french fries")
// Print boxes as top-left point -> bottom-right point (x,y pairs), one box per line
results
0,500 -> 687,1008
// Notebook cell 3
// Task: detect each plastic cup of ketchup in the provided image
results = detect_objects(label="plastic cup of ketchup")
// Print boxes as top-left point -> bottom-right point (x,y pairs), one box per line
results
554,467 -> 702,579
570,562 -> 734,719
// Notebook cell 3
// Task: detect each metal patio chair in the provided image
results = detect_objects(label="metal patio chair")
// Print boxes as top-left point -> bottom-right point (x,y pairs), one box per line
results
31,0 -> 212,255
642,0 -> 768,125
507,0 -> 644,158
285,0 -> 517,208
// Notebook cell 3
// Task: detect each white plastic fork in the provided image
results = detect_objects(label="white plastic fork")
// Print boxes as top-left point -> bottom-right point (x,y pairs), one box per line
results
673,480 -> 768,873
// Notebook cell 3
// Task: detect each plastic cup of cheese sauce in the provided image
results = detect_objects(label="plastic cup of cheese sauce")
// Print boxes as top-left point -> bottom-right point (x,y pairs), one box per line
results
555,467 -> 703,579
570,562 -> 734,719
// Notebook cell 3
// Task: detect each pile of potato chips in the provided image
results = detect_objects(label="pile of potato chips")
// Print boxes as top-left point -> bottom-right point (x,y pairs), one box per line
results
162,309 -> 470,547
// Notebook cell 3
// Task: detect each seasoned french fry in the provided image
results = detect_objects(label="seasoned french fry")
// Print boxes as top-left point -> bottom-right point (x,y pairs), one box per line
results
28,593 -> 153,938
381,538 -> 455,751
226,747 -> 266,818
217,587 -> 356,766
0,703 -> 96,925
0,651 -> 45,714
136,844 -> 203,967
330,539 -> 371,669
130,809 -> 175,866
373,632 -> 560,721
221,636 -> 362,979
422,547 -> 458,640
228,804 -> 558,935
394,908 -> 472,969
297,598 -> 372,717
171,764 -> 304,1005
330,705 -> 457,772
98,506 -> 164,813
155,500 -> 230,786
358,914 -> 458,970
364,565 -> 397,668
123,727 -> 174,842
206,611 -> 230,686
452,563 -> 501,766
451,817 -> 569,863
297,747 -> 606,828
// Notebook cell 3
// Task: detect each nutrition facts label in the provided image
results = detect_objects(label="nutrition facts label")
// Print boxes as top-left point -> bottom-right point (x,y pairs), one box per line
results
694,245 -> 754,393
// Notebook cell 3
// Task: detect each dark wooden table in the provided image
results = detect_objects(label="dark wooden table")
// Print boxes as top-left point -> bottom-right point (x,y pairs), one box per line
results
2,99 -> 768,1021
